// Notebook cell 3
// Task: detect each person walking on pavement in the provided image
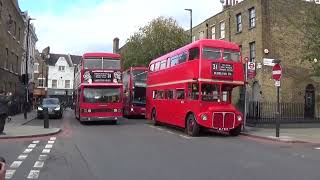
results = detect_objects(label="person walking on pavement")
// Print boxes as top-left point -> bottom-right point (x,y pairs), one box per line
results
0,157 -> 6,180
0,91 -> 8,134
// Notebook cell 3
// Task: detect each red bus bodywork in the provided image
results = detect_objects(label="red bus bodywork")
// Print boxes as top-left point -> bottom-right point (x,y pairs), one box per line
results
74,52 -> 123,122
146,39 -> 244,136
123,67 -> 148,117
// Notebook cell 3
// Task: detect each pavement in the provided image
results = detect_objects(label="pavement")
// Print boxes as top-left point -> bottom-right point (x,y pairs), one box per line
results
242,126 -> 320,144
0,110 -> 61,139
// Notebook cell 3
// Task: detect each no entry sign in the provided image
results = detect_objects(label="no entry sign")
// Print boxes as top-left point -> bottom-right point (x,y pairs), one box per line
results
272,64 -> 282,81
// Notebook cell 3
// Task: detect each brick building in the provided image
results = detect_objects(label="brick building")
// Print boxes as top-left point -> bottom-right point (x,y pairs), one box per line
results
191,0 -> 320,113
0,0 -> 26,112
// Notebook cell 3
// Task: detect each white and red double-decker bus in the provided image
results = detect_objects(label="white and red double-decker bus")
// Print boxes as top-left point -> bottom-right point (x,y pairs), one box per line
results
146,39 -> 244,136
122,67 -> 148,117
74,52 -> 123,123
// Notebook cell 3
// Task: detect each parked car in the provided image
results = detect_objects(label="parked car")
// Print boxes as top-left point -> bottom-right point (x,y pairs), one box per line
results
37,98 -> 63,119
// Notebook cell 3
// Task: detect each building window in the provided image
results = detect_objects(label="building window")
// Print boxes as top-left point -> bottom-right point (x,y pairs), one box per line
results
38,78 -> 45,87
52,80 -> 57,88
192,36 -> 196,42
58,66 -> 65,71
249,7 -> 256,29
0,1 -> 2,17
236,13 -> 242,33
34,63 -> 39,73
249,42 -> 256,62
18,27 -> 21,41
220,21 -> 225,39
5,48 -> 8,69
13,21 -> 16,36
16,55 -> 19,73
65,80 -> 70,88
211,25 -> 215,39
199,31 -> 205,39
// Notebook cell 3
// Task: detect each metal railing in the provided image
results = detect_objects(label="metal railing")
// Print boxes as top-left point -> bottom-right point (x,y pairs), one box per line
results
238,101 -> 320,125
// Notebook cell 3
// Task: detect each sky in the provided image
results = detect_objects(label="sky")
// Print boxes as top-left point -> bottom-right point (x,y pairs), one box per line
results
19,0 -> 225,55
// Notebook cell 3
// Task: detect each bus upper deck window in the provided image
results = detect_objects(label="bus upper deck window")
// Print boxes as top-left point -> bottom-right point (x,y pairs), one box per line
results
188,48 -> 199,60
223,50 -> 240,62
203,48 -> 221,60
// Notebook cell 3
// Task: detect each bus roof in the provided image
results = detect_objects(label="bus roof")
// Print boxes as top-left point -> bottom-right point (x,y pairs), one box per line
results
149,39 -> 240,65
80,83 -> 123,87
83,52 -> 121,59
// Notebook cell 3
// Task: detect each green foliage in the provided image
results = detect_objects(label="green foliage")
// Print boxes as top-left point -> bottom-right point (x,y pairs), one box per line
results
303,4 -> 320,75
121,16 -> 189,69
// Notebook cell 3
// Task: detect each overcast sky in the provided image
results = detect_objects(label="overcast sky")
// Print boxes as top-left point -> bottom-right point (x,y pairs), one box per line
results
19,0 -> 226,55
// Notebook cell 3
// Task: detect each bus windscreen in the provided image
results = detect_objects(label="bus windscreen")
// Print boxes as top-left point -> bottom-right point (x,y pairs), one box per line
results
83,87 -> 121,103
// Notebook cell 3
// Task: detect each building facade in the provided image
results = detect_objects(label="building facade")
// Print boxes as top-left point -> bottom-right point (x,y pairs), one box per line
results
46,53 -> 81,106
0,0 -> 26,113
33,50 -> 47,105
191,0 -> 320,110
21,11 -> 38,101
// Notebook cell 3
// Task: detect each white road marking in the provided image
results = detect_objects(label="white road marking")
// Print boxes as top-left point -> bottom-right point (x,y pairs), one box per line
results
33,161 -> 45,168
32,140 -> 40,144
314,147 -> 320,150
10,161 -> 23,168
48,140 -> 55,144
17,154 -> 28,160
5,170 -> 16,179
38,155 -> 48,161
27,170 -> 40,179
50,137 -> 56,140
28,144 -> 37,148
23,148 -> 33,153
179,135 -> 193,139
45,144 -> 53,149
165,130 -> 176,135
42,149 -> 51,154
156,127 -> 164,131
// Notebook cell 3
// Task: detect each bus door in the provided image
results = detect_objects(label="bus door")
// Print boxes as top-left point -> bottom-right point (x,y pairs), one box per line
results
171,88 -> 186,127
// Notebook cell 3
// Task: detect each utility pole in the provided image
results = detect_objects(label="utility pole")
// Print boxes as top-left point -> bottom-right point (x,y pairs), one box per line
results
184,9 -> 192,43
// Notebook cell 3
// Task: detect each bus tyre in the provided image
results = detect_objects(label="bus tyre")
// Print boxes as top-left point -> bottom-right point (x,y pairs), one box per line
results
151,109 -> 158,126
186,114 -> 200,137
75,109 -> 80,120
229,125 -> 241,136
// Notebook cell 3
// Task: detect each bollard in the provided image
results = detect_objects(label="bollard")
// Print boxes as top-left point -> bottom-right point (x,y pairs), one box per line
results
44,107 -> 49,128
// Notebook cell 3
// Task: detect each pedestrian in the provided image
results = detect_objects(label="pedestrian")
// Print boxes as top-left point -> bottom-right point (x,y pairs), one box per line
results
0,157 -> 5,180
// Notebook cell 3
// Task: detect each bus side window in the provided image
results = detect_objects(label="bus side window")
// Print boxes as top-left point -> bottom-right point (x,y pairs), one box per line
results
167,90 -> 174,99
188,47 -> 199,60
176,89 -> 185,100
152,90 -> 157,99
149,64 -> 155,72
188,83 -> 199,100
155,62 -> 160,71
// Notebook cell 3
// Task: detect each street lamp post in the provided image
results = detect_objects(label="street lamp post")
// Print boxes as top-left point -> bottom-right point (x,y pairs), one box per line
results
184,9 -> 192,43
24,17 -> 35,119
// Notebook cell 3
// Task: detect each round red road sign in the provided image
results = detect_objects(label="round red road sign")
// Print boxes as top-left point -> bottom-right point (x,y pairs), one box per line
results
272,64 -> 282,81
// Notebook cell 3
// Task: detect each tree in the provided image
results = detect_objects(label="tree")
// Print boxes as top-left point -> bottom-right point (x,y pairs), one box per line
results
121,17 -> 189,69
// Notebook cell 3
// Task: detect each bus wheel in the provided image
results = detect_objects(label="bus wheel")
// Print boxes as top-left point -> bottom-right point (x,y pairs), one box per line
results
75,108 -> 80,120
186,114 -> 200,137
229,125 -> 241,136
151,109 -> 158,126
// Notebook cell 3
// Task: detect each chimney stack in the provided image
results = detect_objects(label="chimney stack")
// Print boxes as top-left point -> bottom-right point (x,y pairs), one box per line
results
113,37 -> 119,54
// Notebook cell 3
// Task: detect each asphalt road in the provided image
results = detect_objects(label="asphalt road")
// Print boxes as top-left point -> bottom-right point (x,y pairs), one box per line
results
1,109 -> 320,180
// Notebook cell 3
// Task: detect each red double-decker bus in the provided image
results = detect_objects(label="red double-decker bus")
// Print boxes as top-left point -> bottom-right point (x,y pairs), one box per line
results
122,67 -> 148,117
74,52 -> 123,123
146,39 -> 244,136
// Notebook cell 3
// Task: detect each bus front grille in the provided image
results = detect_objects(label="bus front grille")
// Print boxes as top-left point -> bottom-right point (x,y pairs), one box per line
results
212,112 -> 235,129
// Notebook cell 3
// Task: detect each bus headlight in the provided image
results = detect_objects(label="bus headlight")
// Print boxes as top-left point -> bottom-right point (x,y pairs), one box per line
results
38,107 -> 43,111
130,107 -> 134,112
237,115 -> 242,121
201,114 -> 208,121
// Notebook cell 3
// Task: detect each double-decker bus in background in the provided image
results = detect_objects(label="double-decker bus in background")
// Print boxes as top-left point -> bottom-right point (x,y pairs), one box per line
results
122,67 -> 148,118
146,39 -> 244,136
74,52 -> 123,123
